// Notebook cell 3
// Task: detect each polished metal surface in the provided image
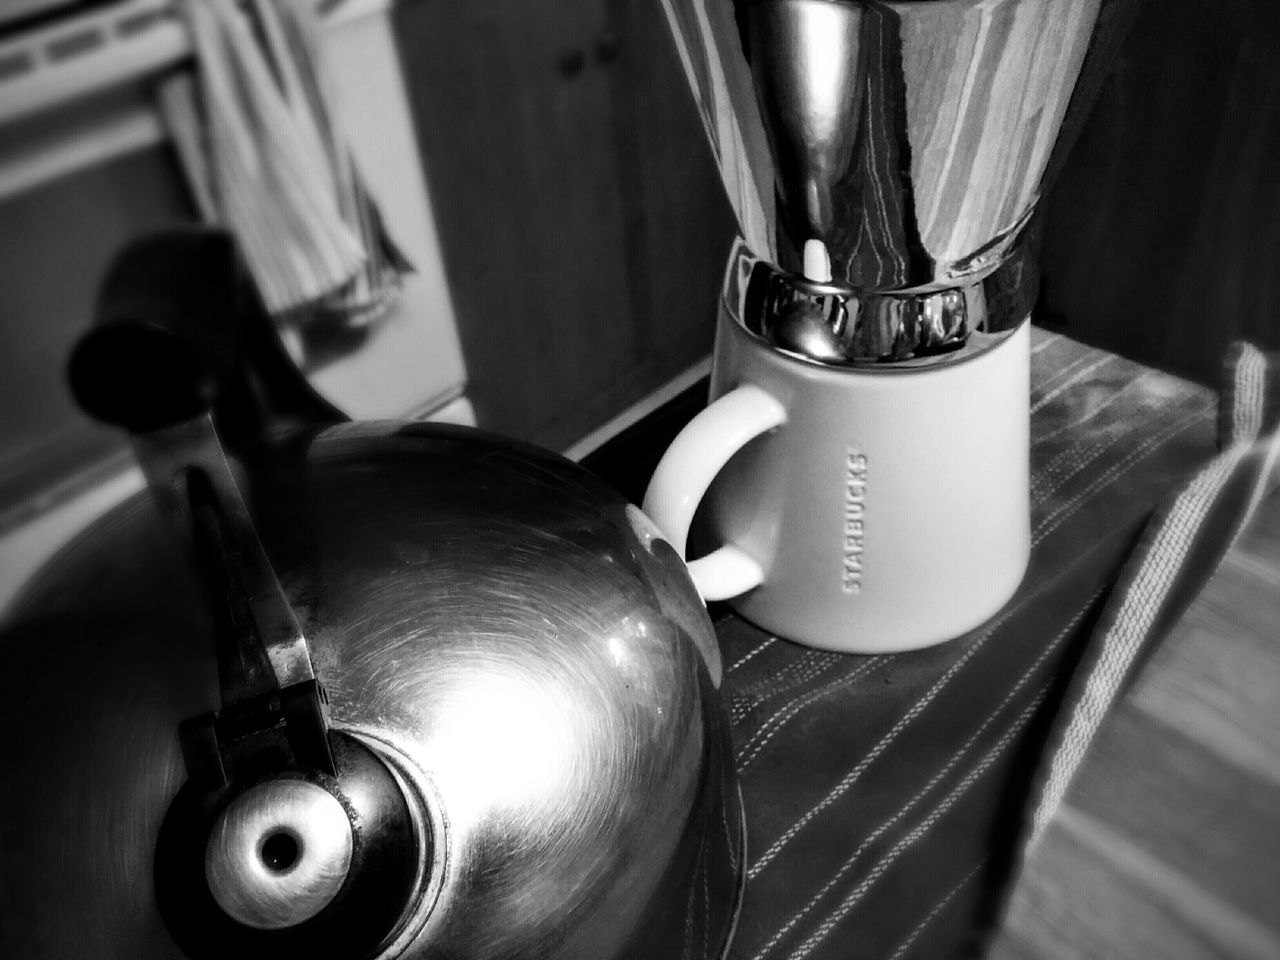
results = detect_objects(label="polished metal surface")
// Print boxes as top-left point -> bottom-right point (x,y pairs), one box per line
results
659,0 -> 1102,361
0,423 -> 744,960
763,284 -> 852,361
133,414 -> 317,697
204,780 -> 353,930
724,238 -> 1036,367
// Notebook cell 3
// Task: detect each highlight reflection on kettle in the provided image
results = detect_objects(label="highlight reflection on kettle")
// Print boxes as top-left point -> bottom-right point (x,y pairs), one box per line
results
0,230 -> 743,960
644,0 -> 1105,653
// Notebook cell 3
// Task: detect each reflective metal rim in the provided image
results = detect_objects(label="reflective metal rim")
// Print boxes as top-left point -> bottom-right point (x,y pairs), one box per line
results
341,727 -> 449,960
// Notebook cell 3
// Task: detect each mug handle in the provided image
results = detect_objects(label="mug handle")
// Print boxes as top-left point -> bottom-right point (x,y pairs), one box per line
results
642,384 -> 787,601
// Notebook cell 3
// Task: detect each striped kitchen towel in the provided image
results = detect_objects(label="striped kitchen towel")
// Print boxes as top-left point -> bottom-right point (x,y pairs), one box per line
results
1026,341 -> 1280,849
714,330 -> 1280,960
158,0 -> 409,340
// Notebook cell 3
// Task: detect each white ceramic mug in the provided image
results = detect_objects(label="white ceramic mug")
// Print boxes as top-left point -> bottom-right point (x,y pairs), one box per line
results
643,307 -> 1031,654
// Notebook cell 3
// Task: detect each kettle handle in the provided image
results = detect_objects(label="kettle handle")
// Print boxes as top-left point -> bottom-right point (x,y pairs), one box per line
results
67,227 -> 344,444
68,229 -> 423,958
66,226 -> 332,737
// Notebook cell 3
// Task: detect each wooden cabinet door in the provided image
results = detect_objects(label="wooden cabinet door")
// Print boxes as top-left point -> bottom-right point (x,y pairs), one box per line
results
395,0 -> 734,450
1036,0 -> 1280,384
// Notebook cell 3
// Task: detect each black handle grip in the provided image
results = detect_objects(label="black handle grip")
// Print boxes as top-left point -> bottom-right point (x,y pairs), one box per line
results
68,228 -> 242,434
68,227 -> 344,439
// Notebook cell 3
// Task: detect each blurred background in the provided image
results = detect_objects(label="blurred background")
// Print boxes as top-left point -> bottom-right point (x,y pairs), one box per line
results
0,0 -> 1278,587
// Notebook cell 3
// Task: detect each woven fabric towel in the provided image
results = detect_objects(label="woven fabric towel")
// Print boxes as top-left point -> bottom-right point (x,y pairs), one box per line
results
159,0 -> 407,328
714,330 -> 1280,960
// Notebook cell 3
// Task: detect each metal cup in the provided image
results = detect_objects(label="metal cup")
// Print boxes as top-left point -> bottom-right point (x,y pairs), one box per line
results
658,0 -> 1107,362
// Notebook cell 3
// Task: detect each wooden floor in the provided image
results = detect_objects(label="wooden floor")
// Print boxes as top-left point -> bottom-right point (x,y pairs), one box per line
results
989,489 -> 1280,959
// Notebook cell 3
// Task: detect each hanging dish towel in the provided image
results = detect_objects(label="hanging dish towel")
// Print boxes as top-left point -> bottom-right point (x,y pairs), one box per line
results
159,0 -> 410,347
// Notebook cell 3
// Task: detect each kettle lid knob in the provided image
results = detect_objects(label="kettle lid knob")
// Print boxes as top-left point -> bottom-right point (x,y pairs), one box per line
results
204,780 -> 354,930
155,731 -> 425,960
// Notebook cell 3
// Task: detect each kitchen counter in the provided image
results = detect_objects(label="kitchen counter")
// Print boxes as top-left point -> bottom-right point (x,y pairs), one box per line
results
585,327 -> 1280,960
4,324 -> 1274,960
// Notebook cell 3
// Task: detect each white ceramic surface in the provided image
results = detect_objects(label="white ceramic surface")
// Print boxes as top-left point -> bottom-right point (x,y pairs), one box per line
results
644,317 -> 1031,653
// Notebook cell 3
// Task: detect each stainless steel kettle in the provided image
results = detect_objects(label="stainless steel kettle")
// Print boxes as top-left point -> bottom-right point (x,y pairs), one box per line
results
0,231 -> 744,960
